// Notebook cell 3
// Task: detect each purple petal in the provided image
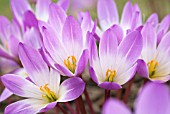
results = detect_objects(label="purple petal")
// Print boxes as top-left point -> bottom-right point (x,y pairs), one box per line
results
135,82 -> 170,114
8,35 -> 20,57
137,59 -> 149,78
110,24 -> 123,44
131,11 -> 140,30
97,0 -> 118,30
62,16 -> 83,58
89,66 -> 99,84
36,0 -> 51,22
54,63 -> 73,77
0,47 -> 16,61
120,2 -> 133,29
58,77 -> 85,102
158,14 -> 170,34
18,43 -> 49,86
0,88 -> 13,102
118,31 -> 142,67
23,11 -> 38,30
57,0 -> 70,11
99,82 -> 122,90
102,98 -> 132,114
1,74 -> 41,98
146,13 -> 158,28
5,99 -> 55,114
75,49 -> 89,76
23,27 -> 42,50
10,0 -> 32,26
49,3 -> 67,37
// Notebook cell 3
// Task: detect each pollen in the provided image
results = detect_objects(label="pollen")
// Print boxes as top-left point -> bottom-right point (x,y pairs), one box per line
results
147,60 -> 158,77
105,69 -> 117,82
40,84 -> 57,102
64,56 -> 77,73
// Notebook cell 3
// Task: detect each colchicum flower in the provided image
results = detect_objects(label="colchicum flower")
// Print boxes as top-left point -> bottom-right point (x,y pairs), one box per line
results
97,0 -> 142,37
102,82 -> 170,114
137,22 -> 170,82
40,14 -> 89,77
89,28 -> 142,90
1,43 -> 85,113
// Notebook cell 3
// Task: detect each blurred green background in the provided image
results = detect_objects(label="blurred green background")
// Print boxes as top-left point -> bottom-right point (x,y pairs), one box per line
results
0,0 -> 170,22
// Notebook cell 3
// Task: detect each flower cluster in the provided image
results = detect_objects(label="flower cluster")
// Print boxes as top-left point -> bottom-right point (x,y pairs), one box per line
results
0,0 -> 170,114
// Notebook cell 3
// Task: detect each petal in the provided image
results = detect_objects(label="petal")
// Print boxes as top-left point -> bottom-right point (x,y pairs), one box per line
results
146,13 -> 158,28
36,0 -> 51,22
49,3 -> 67,38
5,99 -> 56,114
49,68 -> 60,93
135,82 -> 170,114
23,11 -> 38,30
114,63 -> 137,85
62,16 -> 83,58
89,66 -> 99,84
141,22 -> 157,62
18,43 -> 49,86
158,14 -> 170,34
97,0 -> 118,30
99,28 -> 118,76
117,31 -> 142,73
23,27 -> 42,50
99,82 -> 122,90
137,59 -> 149,79
75,49 -> 89,76
0,46 -> 15,61
110,24 -> 123,44
8,35 -> 20,57
120,2 -> 133,30
1,74 -> 41,98
57,0 -> 70,11
102,98 -> 132,114
0,88 -> 13,102
58,77 -> 85,102
54,63 -> 73,77
10,0 -> 32,26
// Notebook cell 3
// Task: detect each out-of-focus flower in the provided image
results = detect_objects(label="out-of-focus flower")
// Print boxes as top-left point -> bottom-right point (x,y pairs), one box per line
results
146,13 -> 170,44
10,0 -> 69,27
137,22 -> 170,82
102,82 -> 170,114
39,7 -> 89,77
97,0 -> 142,38
1,43 -> 85,113
89,28 -> 142,90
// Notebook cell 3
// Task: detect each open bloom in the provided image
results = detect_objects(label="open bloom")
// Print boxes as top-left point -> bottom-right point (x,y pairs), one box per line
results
1,43 -> 85,113
102,82 -> 170,114
137,22 -> 170,82
97,0 -> 142,37
40,15 -> 89,77
89,28 -> 142,90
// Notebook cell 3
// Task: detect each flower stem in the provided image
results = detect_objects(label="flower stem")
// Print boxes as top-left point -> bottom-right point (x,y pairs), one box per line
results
105,90 -> 111,101
116,89 -> 122,100
77,95 -> 86,114
64,102 -> 76,114
57,103 -> 68,114
75,99 -> 80,114
123,77 -> 135,103
84,87 -> 95,114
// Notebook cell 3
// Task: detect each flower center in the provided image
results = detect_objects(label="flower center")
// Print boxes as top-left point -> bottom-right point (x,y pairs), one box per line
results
147,60 -> 158,77
40,84 -> 57,102
64,56 -> 77,73
105,69 -> 117,82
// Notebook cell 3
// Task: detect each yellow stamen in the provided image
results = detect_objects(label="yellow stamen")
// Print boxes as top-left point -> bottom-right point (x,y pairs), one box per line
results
105,69 -> 117,82
40,84 -> 57,102
147,60 -> 158,77
64,56 -> 77,73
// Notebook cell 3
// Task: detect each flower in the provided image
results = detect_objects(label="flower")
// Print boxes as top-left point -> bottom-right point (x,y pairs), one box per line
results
137,22 -> 170,82
1,43 -> 85,113
102,82 -> 170,114
89,28 -> 142,90
40,15 -> 89,77
97,0 -> 142,37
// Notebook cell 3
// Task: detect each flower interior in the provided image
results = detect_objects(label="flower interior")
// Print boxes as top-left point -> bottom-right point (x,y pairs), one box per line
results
147,59 -> 159,77
105,69 -> 117,82
64,56 -> 77,73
